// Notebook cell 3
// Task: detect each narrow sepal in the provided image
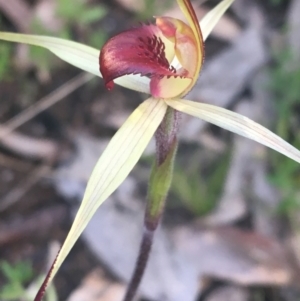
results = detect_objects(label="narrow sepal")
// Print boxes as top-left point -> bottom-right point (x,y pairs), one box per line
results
0,32 -> 150,93
33,98 -> 167,300
200,0 -> 235,41
166,99 -> 300,164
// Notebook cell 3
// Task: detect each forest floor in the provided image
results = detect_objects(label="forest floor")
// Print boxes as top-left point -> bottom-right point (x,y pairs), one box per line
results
1,0 -> 300,301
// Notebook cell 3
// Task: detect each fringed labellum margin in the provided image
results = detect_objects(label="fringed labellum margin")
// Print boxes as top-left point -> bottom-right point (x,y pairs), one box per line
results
99,0 -> 204,99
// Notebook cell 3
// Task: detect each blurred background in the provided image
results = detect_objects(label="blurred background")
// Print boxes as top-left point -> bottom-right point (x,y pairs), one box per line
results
1,0 -> 300,300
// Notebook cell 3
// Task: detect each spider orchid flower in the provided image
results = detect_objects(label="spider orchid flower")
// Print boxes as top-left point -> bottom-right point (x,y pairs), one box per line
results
100,0 -> 204,99
1,0 -> 300,300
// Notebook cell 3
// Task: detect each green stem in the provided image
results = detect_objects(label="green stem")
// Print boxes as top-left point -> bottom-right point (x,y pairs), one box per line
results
122,108 -> 179,301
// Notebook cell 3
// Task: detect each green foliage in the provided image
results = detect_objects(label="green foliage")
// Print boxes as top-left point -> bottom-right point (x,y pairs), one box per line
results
269,51 -> 300,129
0,261 -> 33,300
268,49 -> 300,215
268,0 -> 284,6
0,43 -> 11,80
138,0 -> 174,20
0,261 -> 58,301
29,1 -> 107,71
56,0 -> 107,25
0,17 -> 12,80
88,31 -> 108,49
171,149 -> 230,216
29,19 -> 60,72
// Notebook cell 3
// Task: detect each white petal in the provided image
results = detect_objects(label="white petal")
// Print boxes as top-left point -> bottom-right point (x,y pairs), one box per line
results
166,99 -> 300,164
0,32 -> 150,93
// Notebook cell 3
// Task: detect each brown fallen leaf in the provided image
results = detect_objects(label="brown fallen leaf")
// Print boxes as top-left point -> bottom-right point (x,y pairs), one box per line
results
0,125 -> 59,162
0,164 -> 51,212
174,225 -> 295,287
205,285 -> 249,301
0,205 -> 67,245
67,269 -> 126,301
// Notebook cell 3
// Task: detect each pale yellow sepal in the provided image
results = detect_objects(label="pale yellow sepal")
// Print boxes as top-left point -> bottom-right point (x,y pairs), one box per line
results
200,0 -> 235,41
166,99 -> 300,164
0,32 -> 150,93
45,97 -> 167,285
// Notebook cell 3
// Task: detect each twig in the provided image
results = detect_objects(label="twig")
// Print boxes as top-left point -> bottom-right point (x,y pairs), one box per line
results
0,125 -> 59,161
0,0 -> 31,32
0,164 -> 51,212
0,72 -> 94,140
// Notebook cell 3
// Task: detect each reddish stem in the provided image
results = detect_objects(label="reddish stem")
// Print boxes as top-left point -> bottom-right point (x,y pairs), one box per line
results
122,108 -> 180,301
122,226 -> 154,301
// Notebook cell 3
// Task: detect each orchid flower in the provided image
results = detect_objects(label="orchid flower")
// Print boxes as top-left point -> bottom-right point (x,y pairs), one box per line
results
100,0 -> 204,99
1,0 -> 300,300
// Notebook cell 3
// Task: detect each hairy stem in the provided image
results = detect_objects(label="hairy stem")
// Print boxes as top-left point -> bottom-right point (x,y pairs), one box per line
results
123,108 -> 180,301
122,227 -> 154,301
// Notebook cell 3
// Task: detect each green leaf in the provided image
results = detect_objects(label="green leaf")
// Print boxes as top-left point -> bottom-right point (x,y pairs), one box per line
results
0,43 -> 11,80
0,283 -> 25,300
79,7 -> 108,25
0,261 -> 33,283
